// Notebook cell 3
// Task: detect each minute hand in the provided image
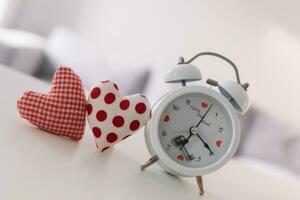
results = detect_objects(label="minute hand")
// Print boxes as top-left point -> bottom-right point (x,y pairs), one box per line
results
196,134 -> 214,156
195,104 -> 213,128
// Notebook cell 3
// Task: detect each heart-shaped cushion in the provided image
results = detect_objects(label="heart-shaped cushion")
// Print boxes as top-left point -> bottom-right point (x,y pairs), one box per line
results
87,81 -> 151,152
17,67 -> 87,140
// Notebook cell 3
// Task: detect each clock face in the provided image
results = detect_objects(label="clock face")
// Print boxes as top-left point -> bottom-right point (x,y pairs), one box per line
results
158,93 -> 233,168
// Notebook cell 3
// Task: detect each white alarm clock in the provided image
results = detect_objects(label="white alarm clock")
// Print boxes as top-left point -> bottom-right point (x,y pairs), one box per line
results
141,52 -> 250,195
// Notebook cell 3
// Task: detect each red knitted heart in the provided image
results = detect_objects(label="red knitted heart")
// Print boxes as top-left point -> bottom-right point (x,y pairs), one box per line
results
17,67 -> 87,140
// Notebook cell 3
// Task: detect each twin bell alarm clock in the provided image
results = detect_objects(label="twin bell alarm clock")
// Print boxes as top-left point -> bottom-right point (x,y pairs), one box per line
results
140,52 -> 250,195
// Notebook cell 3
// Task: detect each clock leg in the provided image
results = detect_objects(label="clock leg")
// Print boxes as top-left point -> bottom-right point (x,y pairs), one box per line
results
140,155 -> 159,171
196,176 -> 204,195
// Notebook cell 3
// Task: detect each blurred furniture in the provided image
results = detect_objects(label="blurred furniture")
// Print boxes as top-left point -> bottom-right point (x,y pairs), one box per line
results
1,65 -> 300,200
0,28 -> 45,74
0,26 -> 150,94
237,108 -> 300,176
44,26 -> 151,94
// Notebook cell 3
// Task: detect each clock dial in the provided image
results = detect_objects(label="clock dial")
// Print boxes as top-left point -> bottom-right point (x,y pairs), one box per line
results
158,93 -> 233,168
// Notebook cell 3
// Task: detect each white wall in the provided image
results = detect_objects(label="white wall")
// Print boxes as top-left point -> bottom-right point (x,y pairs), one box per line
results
2,0 -> 83,36
74,0 -> 300,130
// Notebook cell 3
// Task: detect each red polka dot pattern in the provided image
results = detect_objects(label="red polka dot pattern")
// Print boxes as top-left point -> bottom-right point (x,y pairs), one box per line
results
92,127 -> 102,138
119,99 -> 130,110
104,93 -> 116,104
101,80 -> 110,83
135,102 -> 146,114
107,132 -> 118,143
112,115 -> 125,127
130,120 -> 140,131
87,81 -> 151,152
87,104 -> 93,115
90,87 -> 101,99
96,110 -> 107,122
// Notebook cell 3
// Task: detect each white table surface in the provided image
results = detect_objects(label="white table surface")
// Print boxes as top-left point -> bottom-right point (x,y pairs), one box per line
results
1,65 -> 300,200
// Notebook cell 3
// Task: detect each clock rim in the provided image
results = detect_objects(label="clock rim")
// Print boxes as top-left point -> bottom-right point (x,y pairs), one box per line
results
144,85 -> 240,177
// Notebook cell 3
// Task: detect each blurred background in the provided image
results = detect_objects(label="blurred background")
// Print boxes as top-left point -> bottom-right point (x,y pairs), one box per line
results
1,0 -> 300,183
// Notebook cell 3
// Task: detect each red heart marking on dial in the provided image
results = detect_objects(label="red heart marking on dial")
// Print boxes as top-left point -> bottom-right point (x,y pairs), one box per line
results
201,102 -> 208,108
164,115 -> 170,122
216,140 -> 222,147
177,154 -> 185,161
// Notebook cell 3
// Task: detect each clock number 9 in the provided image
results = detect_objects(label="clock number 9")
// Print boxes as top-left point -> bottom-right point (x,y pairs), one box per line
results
186,99 -> 191,105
